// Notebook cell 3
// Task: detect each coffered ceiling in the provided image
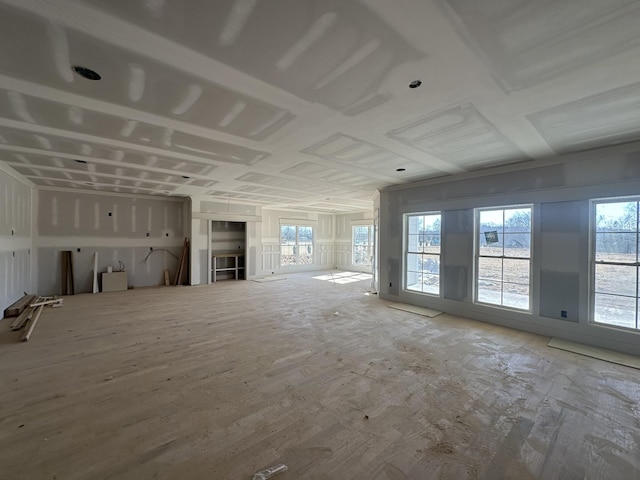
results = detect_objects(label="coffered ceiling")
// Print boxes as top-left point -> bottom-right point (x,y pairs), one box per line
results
1,0 -> 640,212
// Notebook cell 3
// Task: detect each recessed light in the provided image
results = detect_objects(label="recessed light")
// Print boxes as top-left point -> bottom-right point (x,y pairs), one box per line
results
182,175 -> 191,179
409,80 -> 422,89
396,168 -> 406,172
75,160 -> 87,164
72,66 -> 102,81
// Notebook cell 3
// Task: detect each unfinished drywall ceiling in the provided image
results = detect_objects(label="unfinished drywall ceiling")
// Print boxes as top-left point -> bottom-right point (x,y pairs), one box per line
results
0,0 -> 640,212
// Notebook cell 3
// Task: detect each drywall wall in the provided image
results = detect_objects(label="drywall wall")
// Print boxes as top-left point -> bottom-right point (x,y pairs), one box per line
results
379,148 -> 640,356
335,211 -> 374,271
36,189 -> 186,295
0,166 -> 32,313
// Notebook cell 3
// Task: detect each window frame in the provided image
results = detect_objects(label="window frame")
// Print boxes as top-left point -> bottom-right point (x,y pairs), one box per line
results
590,196 -> 640,331
474,204 -> 533,312
403,211 -> 442,296
280,223 -> 315,266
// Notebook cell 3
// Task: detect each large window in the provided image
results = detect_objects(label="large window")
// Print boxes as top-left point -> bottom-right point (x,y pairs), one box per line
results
280,225 -> 314,266
352,225 -> 373,266
405,212 -> 441,295
592,198 -> 639,330
476,206 -> 532,310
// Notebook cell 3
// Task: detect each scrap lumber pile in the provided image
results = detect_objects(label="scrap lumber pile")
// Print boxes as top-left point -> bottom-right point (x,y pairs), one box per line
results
4,293 -> 63,342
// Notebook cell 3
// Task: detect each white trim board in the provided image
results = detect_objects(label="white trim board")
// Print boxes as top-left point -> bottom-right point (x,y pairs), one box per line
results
548,337 -> 640,370
388,302 -> 442,318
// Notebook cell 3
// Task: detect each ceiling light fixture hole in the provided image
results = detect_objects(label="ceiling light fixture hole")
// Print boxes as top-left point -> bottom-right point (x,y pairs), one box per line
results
182,176 -> 191,179
72,66 -> 102,81
409,79 -> 422,89
75,160 -> 87,164
396,168 -> 406,172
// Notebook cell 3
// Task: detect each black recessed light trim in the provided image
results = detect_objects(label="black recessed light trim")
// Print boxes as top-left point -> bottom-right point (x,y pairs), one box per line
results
72,66 -> 102,81
75,159 -> 87,164
182,175 -> 191,179
396,168 -> 406,172
409,79 -> 422,89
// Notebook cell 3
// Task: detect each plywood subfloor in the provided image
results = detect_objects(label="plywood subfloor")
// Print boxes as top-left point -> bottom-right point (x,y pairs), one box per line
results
1,271 -> 639,479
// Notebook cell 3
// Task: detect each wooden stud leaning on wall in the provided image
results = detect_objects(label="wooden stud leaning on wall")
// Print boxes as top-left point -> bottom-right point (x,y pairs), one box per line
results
61,251 -> 75,295
174,237 -> 190,286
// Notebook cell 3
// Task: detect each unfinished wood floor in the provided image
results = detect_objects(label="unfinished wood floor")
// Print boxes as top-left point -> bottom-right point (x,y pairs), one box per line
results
1,271 -> 639,480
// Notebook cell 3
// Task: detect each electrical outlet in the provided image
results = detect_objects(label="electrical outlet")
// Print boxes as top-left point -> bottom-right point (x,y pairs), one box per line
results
146,232 -> 150,237
561,310 -> 567,318
108,212 -> 112,217
77,248 -> 81,253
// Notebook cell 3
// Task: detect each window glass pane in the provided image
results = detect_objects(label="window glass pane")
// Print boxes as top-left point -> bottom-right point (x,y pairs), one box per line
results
408,215 -> 421,235
478,257 -> 502,281
595,232 -> 636,263
281,225 -> 296,243
422,254 -> 440,275
503,258 -> 530,285
594,293 -> 636,329
407,253 -> 421,274
423,214 -> 441,233
594,264 -> 636,297
479,233 -> 503,256
502,283 -> 529,309
596,201 -> 637,232
503,233 -> 530,258
422,273 -> 439,295
406,271 -> 423,291
407,234 -> 421,253
423,235 -> 440,254
298,227 -> 313,264
477,281 -> 501,305
480,210 -> 503,229
504,208 -> 531,232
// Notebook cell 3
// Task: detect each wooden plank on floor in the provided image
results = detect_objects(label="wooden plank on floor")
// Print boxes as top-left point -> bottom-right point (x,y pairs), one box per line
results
388,302 -> 442,317
11,305 -> 35,330
3,294 -> 36,318
252,276 -> 287,283
548,337 -> 640,369
21,305 -> 44,342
